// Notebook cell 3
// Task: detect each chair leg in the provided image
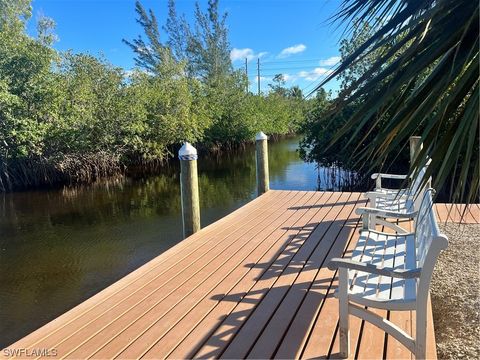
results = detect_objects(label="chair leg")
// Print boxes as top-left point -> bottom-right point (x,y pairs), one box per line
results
339,267 -> 350,358
415,308 -> 427,360
370,213 -> 376,230
362,213 -> 370,230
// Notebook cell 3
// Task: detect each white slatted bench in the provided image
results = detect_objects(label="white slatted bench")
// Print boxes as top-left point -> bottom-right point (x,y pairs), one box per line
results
328,189 -> 448,359
364,162 -> 430,233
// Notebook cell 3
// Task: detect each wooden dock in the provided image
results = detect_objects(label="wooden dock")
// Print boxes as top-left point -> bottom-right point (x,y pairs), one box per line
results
3,191 -> 478,359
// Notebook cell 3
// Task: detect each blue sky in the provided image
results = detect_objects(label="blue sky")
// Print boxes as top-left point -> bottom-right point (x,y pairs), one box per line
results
27,0 -> 345,94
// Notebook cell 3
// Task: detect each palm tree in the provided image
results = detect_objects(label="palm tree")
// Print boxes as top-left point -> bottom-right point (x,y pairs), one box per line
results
316,0 -> 479,203
289,85 -> 303,100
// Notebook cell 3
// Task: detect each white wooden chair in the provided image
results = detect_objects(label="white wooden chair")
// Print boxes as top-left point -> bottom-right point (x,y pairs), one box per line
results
364,161 -> 431,233
328,189 -> 448,359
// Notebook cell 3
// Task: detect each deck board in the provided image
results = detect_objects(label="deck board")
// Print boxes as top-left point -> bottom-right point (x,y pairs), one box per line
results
4,191 -> 473,359
155,192 -> 321,358
434,203 -> 479,224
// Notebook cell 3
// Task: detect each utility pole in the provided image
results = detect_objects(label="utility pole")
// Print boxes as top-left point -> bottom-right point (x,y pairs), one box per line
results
245,58 -> 248,93
257,58 -> 260,95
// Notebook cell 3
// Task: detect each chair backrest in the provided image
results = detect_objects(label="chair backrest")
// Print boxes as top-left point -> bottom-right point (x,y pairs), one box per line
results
410,158 -> 431,194
410,167 -> 426,195
414,189 -> 448,304
410,159 -> 431,210
415,189 -> 438,267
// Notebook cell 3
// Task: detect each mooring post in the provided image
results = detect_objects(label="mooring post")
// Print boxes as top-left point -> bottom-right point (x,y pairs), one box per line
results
409,136 -> 422,167
179,142 -> 201,238
255,131 -> 269,196
409,135 -> 431,190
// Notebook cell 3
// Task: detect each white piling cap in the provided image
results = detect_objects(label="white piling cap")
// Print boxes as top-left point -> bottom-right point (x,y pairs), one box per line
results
179,142 -> 197,159
255,131 -> 268,141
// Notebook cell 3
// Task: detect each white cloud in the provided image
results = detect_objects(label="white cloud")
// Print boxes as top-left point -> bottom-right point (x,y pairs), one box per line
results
278,44 -> 306,58
298,67 -> 332,81
319,56 -> 341,66
230,48 -> 268,62
254,76 -> 270,84
283,73 -> 298,82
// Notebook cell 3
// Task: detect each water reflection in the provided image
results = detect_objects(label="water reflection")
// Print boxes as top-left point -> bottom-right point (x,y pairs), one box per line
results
0,136 -> 340,347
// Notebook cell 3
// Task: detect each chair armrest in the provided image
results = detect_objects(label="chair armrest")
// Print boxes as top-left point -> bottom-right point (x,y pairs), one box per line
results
367,229 -> 415,237
365,190 -> 409,198
355,206 -> 417,219
364,191 -> 409,203
371,173 -> 408,180
371,173 -> 408,191
328,258 -> 421,279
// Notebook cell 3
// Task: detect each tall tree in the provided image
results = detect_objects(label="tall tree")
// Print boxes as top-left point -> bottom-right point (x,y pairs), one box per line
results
126,0 -> 232,81
163,0 -> 189,62
36,15 -> 57,46
268,74 -> 288,97
123,1 -> 165,73
186,0 -> 232,82
317,0 -> 479,202
288,86 -> 303,100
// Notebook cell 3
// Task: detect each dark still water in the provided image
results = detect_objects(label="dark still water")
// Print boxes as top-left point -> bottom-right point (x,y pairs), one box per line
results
0,136 -> 346,347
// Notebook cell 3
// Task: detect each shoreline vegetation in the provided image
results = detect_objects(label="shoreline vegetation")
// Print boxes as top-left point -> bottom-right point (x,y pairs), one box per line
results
0,0 -> 420,194
4,0 -> 469,199
0,0 -> 311,192
0,134 -> 299,192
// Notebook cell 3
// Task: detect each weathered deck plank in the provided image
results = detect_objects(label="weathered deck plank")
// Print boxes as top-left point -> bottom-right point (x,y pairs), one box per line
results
4,191 -> 470,359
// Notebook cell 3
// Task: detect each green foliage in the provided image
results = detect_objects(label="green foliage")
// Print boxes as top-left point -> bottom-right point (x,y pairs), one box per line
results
187,0 -> 232,82
123,0 -> 165,73
0,0 -> 307,191
164,0 -> 189,62
49,53 -> 126,155
127,0 -> 232,82
124,52 -> 210,160
268,74 -> 288,97
36,14 -> 58,46
300,89 -> 339,165
337,21 -> 378,92
317,0 -> 479,202
0,0 -> 31,30
0,22 -> 57,160
300,20 -> 411,183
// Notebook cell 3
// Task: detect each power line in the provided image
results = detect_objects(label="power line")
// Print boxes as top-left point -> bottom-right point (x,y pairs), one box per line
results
247,65 -> 336,72
241,70 -> 332,76
235,63 -> 332,74
261,58 -> 330,65
242,58 -> 337,94
236,63 -> 338,74
302,82 -> 320,96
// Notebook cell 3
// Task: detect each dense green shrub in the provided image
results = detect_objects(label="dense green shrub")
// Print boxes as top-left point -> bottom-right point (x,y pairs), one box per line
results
0,0 -> 306,190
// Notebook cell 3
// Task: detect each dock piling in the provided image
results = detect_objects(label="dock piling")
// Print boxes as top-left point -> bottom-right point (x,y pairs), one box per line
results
409,136 -> 422,167
409,135 -> 431,188
179,142 -> 201,238
255,131 -> 270,196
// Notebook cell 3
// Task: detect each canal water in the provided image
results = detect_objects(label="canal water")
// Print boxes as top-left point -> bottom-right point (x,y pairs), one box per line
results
0,136 -> 347,347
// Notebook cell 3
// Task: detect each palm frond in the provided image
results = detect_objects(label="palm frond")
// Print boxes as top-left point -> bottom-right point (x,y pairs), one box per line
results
316,0 -> 479,203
